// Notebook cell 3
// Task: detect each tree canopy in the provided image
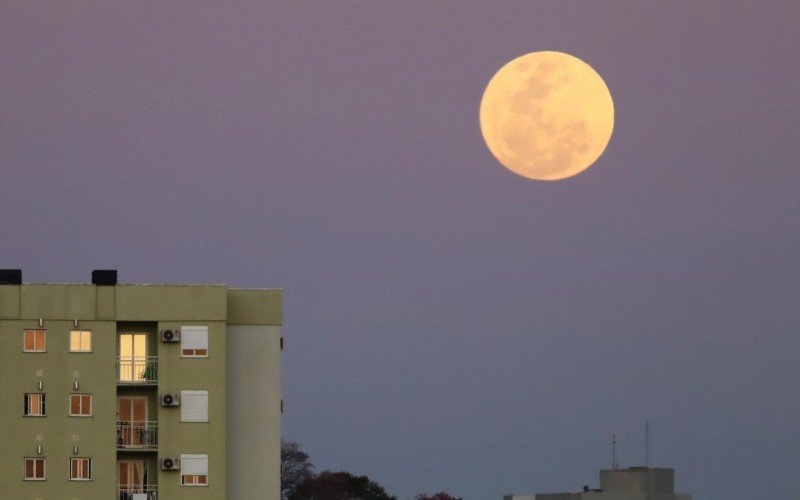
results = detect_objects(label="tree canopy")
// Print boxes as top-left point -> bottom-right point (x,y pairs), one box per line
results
416,493 -> 462,500
290,470 -> 396,500
281,440 -> 315,499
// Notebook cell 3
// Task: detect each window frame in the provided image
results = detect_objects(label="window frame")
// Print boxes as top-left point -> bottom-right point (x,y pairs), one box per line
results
24,457 -> 46,481
69,329 -> 93,353
181,326 -> 209,358
180,454 -> 209,487
24,393 -> 46,417
23,329 -> 46,352
69,393 -> 93,417
69,457 -> 92,481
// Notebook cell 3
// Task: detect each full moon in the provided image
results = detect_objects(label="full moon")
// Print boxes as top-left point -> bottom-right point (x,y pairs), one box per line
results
480,51 -> 614,181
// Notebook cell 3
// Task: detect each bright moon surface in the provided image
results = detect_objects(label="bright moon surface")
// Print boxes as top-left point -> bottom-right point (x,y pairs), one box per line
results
480,51 -> 614,181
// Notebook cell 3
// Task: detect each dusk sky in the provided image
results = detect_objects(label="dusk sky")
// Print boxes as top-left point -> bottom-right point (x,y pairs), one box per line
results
2,2 -> 799,499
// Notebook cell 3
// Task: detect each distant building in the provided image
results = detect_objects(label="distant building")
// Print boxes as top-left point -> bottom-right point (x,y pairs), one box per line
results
504,466 -> 692,500
0,269 -> 283,500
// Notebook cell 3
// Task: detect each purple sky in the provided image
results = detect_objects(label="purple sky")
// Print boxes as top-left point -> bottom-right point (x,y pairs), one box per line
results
2,2 -> 799,498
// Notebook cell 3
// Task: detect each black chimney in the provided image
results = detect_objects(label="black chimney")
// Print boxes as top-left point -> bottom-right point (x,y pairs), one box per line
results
0,269 -> 22,285
91,269 -> 118,286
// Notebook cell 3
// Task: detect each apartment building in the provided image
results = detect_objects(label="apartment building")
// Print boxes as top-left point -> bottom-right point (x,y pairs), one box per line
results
0,269 -> 282,500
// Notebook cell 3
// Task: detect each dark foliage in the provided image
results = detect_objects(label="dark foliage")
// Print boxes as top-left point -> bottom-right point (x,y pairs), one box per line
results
281,440 -> 315,498
416,493 -> 462,500
290,470 -> 396,500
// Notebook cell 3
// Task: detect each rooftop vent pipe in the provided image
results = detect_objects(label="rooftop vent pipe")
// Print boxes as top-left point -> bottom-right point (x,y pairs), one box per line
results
91,269 -> 118,286
0,269 -> 22,285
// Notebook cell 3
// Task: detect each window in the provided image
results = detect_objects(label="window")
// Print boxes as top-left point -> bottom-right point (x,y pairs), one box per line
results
69,457 -> 92,480
24,393 -> 46,416
180,391 -> 208,423
23,329 -> 46,352
180,454 -> 208,486
70,330 -> 92,352
69,394 -> 92,417
24,457 -> 46,480
181,326 -> 208,357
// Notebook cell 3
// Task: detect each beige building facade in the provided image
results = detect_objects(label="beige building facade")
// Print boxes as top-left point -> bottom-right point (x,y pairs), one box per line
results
505,467 -> 692,500
0,270 -> 282,500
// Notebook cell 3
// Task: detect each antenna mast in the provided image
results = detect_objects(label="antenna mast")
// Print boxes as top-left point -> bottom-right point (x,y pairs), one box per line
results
612,434 -> 618,469
645,421 -> 649,467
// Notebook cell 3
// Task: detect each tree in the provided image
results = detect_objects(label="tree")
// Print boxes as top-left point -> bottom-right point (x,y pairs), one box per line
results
291,470 -> 396,500
281,440 -> 315,499
416,493 -> 462,500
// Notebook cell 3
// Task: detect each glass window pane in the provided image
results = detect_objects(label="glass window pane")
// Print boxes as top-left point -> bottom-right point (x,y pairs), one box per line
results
120,334 -> 132,357
70,331 -> 80,351
82,331 -> 91,350
133,334 -> 146,357
35,330 -> 45,350
25,459 -> 34,478
24,331 -> 35,350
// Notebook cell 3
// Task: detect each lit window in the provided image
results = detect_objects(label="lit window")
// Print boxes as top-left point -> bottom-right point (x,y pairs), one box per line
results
24,457 -> 46,480
69,394 -> 92,417
23,329 -> 46,352
69,330 -> 92,352
69,457 -> 92,480
24,393 -> 46,416
180,454 -> 208,486
181,326 -> 208,357
180,391 -> 209,423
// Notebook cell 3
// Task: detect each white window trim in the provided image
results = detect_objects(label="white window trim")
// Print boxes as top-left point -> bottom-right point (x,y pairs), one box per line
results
180,390 -> 209,423
22,329 -> 46,353
24,457 -> 46,481
181,326 -> 209,358
69,394 -> 93,417
24,393 -> 46,417
180,454 -> 209,487
69,330 -> 93,353
69,457 -> 92,481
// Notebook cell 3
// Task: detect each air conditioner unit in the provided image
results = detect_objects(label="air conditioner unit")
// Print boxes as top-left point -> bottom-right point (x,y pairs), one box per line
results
161,393 -> 181,407
161,457 -> 181,471
161,329 -> 181,342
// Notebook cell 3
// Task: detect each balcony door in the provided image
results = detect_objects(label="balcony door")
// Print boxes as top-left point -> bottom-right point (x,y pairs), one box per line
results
119,333 -> 147,382
118,460 -> 147,494
118,397 -> 148,447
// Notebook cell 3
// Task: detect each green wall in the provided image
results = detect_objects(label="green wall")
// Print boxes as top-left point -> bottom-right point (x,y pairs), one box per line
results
0,283 -> 282,499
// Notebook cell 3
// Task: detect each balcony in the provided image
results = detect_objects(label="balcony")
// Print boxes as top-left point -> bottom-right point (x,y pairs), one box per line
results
117,356 -> 158,384
116,485 -> 158,500
117,421 -> 158,450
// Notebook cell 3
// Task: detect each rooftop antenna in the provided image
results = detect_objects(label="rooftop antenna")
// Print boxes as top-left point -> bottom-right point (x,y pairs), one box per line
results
645,421 -> 650,467
612,433 -> 618,469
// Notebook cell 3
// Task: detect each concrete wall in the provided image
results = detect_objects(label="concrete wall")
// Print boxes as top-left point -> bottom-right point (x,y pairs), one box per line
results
506,468 -> 691,500
0,317 -> 118,499
599,468 -> 674,494
157,319 -> 228,499
226,324 -> 282,500
0,283 -> 282,500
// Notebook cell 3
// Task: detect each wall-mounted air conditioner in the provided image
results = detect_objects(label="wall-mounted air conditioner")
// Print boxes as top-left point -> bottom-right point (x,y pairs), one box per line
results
161,329 -> 181,342
161,394 -> 181,407
161,457 -> 180,470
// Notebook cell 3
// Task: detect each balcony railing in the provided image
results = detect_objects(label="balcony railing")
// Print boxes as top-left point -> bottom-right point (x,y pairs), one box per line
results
117,356 -> 158,383
117,421 -> 158,449
116,485 -> 158,500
